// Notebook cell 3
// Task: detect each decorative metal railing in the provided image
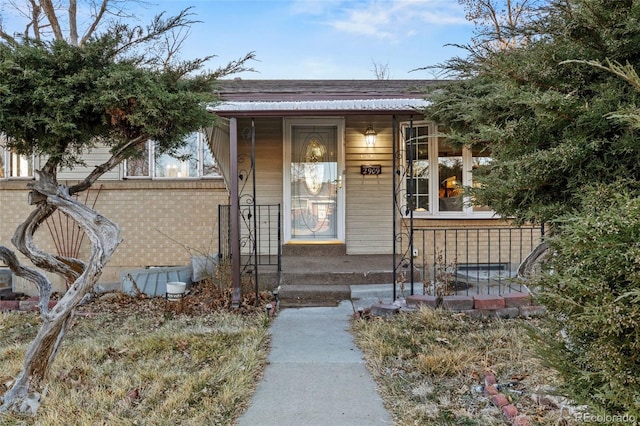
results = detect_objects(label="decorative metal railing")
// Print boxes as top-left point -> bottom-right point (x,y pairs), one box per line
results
406,226 -> 543,297
391,115 -> 544,298
217,120 -> 282,304
218,202 -> 282,298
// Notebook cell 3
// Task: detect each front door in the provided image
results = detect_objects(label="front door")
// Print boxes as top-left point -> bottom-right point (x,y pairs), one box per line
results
284,118 -> 345,243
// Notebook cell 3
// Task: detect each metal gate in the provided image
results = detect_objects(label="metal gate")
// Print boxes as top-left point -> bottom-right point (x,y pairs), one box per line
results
218,202 -> 281,298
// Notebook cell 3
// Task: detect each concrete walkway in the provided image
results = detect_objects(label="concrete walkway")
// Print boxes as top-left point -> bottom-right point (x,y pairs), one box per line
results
237,300 -> 393,426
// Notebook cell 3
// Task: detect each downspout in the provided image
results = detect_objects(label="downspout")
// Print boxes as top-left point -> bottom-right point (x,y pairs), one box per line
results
230,117 -> 241,308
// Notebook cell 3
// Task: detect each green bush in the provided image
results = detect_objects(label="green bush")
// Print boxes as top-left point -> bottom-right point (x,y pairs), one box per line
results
533,181 -> 640,418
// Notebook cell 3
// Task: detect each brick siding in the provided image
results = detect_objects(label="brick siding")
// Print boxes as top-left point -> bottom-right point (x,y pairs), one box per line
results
0,179 -> 229,294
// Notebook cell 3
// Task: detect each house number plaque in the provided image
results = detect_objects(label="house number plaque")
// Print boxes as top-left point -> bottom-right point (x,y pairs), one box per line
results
360,164 -> 382,175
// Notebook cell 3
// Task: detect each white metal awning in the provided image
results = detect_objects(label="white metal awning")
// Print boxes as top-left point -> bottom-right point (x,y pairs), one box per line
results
209,98 -> 429,113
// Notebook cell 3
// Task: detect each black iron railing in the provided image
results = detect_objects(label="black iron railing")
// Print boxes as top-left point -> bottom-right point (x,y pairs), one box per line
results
218,203 -> 282,284
408,226 -> 543,296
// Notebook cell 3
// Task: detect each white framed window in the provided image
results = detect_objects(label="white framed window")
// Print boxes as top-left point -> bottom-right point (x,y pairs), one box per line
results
125,131 -> 220,179
0,148 -> 36,179
402,121 -> 494,218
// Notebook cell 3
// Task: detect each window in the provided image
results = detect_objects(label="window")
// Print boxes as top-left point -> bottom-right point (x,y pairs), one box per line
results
125,143 -> 150,177
155,133 -> 199,178
0,148 -> 35,179
402,121 -> 493,217
125,131 -> 221,179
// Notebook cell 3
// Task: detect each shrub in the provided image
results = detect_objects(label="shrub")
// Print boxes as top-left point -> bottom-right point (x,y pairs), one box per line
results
532,181 -> 640,418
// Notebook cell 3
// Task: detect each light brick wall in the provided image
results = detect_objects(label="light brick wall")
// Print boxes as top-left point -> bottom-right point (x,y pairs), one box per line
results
0,179 -> 228,293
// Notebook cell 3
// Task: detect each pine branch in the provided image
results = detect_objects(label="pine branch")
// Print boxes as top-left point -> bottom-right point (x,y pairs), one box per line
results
561,59 -> 640,92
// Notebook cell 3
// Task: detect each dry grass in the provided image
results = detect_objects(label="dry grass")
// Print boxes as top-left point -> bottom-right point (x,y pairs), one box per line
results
352,307 -> 577,425
0,285 -> 271,426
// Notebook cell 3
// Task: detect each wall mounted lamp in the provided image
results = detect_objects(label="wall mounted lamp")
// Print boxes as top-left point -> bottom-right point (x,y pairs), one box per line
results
364,124 -> 377,147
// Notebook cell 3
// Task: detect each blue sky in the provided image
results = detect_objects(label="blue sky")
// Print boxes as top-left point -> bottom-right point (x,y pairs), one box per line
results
139,0 -> 475,79
2,0 -> 475,79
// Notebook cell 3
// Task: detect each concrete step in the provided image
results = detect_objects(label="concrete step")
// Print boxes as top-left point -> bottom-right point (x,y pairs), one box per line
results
282,244 -> 346,257
350,283 -> 425,309
278,282 -> 426,308
279,270 -> 393,286
278,284 -> 351,307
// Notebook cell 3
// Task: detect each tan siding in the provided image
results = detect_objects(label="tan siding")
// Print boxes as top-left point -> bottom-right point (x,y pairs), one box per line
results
57,144 -> 121,180
235,118 -> 283,254
345,115 -> 395,254
206,121 -> 231,189
235,117 -> 283,205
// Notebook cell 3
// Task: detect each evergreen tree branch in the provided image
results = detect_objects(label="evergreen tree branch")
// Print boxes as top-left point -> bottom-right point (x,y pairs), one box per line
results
561,59 -> 640,93
68,134 -> 148,195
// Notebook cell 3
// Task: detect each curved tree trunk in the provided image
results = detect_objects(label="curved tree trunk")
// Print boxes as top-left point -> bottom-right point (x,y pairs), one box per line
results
517,241 -> 550,279
0,174 -> 120,414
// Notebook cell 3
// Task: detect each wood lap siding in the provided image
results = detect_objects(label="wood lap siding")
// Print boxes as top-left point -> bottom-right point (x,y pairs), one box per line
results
345,116 -> 394,254
207,121 -> 231,188
236,117 -> 283,206
232,115 -> 397,254
236,117 -> 283,255
57,144 -> 121,180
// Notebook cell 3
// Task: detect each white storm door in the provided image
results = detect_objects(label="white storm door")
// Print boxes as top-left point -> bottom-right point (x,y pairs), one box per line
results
284,118 -> 345,242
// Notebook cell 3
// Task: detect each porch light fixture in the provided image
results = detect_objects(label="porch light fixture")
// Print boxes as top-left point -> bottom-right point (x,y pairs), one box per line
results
364,125 -> 377,147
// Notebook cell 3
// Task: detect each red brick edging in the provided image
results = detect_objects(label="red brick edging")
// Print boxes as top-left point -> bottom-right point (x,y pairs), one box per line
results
484,372 -> 531,426
405,292 -> 546,318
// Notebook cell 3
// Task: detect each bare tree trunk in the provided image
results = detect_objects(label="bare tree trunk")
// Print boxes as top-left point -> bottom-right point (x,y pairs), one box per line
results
0,312 -> 74,414
517,241 -> 550,279
0,176 -> 120,414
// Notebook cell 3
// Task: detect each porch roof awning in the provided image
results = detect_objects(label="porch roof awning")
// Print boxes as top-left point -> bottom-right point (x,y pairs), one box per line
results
209,98 -> 430,117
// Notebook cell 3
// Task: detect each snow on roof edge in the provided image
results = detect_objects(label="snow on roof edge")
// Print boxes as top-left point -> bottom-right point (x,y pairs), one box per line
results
208,98 -> 430,112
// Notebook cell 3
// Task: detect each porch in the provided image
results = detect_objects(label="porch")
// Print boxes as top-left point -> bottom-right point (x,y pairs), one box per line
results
209,80 -> 543,307
221,225 -> 542,307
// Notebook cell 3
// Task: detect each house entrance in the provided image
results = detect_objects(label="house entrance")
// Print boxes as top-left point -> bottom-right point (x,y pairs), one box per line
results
284,118 -> 345,243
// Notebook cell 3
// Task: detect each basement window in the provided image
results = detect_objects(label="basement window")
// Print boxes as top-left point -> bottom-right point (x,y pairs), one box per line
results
456,263 -> 512,281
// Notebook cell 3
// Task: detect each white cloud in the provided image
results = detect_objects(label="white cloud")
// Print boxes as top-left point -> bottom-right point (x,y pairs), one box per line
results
332,6 -> 392,38
322,0 -> 469,40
